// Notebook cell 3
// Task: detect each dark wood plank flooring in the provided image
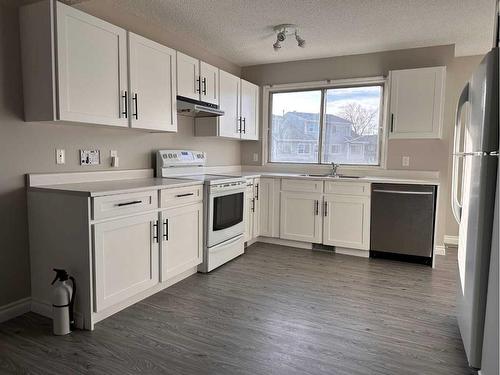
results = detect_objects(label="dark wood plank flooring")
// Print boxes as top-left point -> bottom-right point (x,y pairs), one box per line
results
0,243 -> 473,375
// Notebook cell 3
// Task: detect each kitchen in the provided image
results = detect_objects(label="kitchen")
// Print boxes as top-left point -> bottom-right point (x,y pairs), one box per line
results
0,1 -> 498,374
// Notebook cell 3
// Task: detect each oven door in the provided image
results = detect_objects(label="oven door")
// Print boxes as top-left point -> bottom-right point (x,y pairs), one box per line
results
208,186 -> 245,247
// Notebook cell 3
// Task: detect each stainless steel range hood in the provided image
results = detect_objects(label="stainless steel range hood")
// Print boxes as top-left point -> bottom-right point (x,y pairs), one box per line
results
176,96 -> 224,117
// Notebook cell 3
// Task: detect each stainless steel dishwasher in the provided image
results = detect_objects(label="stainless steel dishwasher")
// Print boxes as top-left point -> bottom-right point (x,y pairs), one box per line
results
370,183 -> 437,265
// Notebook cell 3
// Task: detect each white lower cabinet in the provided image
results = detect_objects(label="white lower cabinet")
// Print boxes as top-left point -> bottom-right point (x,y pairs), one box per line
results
259,178 -> 280,238
244,184 -> 254,242
323,194 -> 371,250
244,177 -> 260,243
160,202 -> 203,282
93,212 -> 159,312
280,191 -> 323,243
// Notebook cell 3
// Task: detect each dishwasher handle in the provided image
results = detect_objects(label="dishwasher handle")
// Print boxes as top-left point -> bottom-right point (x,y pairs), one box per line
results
372,189 -> 434,195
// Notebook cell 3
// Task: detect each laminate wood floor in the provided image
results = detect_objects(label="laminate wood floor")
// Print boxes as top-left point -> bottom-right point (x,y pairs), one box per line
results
0,243 -> 473,375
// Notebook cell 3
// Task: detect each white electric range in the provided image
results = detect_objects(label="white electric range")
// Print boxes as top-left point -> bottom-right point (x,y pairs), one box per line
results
156,150 -> 246,272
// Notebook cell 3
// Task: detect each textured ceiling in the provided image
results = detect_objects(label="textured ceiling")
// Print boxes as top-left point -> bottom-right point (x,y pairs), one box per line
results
20,0 -> 499,66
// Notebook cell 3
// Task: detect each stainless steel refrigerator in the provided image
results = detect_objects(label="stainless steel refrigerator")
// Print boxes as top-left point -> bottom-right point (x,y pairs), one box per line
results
451,47 -> 499,370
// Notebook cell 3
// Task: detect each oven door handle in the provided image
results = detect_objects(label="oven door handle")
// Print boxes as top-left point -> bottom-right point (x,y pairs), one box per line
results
211,234 -> 244,250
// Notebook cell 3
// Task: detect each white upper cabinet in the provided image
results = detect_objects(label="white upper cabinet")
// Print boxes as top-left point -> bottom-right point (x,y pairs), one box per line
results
200,61 -> 219,105
56,2 -> 128,127
218,70 -> 241,138
389,66 -> 446,139
194,71 -> 260,140
176,52 -> 200,101
177,52 -> 220,105
240,79 -> 259,140
20,1 -> 129,127
128,33 -> 177,132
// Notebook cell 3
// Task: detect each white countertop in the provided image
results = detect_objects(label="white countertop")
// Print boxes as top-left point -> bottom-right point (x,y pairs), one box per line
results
240,171 -> 440,185
28,178 -> 203,197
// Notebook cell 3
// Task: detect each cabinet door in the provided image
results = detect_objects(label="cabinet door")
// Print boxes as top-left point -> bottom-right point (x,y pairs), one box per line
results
243,186 -> 254,242
323,194 -> 370,250
218,70 -> 241,138
260,178 -> 280,238
280,192 -> 322,243
389,67 -> 445,139
200,61 -> 219,105
252,178 -> 261,238
128,33 -> 177,132
160,203 -> 203,282
240,79 -> 259,140
56,2 -> 128,127
93,213 -> 159,312
176,52 -> 200,101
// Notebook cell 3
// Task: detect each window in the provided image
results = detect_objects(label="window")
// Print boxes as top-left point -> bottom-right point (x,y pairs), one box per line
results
269,90 -> 321,163
330,144 -> 342,154
269,83 -> 383,165
297,143 -> 311,154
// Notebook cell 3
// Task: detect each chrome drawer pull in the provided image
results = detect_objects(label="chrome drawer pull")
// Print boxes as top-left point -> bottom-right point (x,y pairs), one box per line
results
116,200 -> 142,207
175,193 -> 195,198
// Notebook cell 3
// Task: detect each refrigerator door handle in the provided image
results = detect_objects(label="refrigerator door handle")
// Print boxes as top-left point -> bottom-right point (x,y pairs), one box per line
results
451,83 -> 470,223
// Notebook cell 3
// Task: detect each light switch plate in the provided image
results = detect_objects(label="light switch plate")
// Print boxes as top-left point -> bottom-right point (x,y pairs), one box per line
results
56,149 -> 65,165
80,149 -> 100,166
402,156 -> 410,167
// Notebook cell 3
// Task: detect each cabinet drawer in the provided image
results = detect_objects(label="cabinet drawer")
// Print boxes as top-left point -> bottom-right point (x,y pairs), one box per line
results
281,179 -> 323,193
160,185 -> 203,208
92,190 -> 158,220
324,182 -> 371,196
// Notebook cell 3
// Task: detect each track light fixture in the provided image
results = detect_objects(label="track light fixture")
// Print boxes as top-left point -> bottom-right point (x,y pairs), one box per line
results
272,24 -> 306,51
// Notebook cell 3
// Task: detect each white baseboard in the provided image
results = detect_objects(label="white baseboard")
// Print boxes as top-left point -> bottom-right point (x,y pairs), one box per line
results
335,247 -> 370,258
0,297 -> 31,323
30,298 -> 52,319
444,235 -> 459,246
257,236 -> 312,249
435,245 -> 446,256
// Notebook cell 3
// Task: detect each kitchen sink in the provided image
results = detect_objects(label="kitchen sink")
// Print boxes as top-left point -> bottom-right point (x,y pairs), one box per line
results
299,174 -> 361,179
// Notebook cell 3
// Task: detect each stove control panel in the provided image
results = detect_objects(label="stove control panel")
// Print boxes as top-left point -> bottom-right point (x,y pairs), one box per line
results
157,150 -> 206,166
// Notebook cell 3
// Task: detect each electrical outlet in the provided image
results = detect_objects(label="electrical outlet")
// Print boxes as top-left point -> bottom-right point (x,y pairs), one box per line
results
80,149 -> 100,166
402,156 -> 410,167
55,149 -> 65,165
110,150 -> 118,157
252,153 -> 259,162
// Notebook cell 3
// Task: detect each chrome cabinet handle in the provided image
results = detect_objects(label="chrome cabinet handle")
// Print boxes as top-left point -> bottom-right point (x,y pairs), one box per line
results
390,113 -> 394,132
255,184 -> 259,200
314,200 -> 319,215
121,90 -> 128,118
324,201 -> 328,217
202,77 -> 207,95
132,93 -> 138,119
252,198 -> 255,212
237,117 -> 242,133
196,76 -> 201,93
242,117 -> 246,133
163,219 -> 168,241
116,200 -> 142,207
153,221 -> 159,243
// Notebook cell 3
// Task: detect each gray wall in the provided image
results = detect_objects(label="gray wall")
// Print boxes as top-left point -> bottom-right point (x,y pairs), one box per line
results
240,45 -> 483,243
0,2 -> 242,307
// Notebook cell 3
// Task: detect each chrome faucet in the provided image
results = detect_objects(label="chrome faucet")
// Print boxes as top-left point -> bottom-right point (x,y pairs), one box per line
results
329,162 -> 339,177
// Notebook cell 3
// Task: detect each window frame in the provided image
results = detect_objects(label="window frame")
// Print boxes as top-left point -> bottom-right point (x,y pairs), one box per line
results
263,77 -> 388,169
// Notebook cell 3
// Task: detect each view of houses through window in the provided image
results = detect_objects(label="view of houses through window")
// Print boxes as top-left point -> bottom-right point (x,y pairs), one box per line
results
269,85 -> 383,165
